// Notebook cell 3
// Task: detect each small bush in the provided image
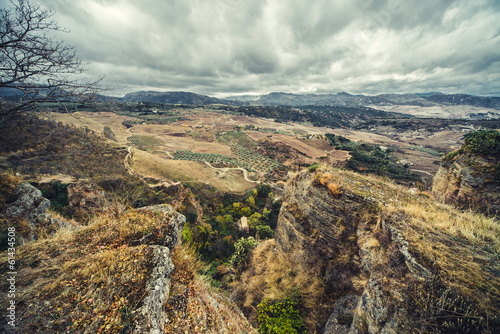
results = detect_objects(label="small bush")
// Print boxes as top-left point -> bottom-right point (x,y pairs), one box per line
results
442,150 -> 461,161
257,297 -> 305,334
307,163 -> 320,172
256,225 -> 274,239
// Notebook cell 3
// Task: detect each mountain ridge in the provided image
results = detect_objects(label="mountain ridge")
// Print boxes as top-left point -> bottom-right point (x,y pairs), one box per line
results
119,90 -> 241,106
2,87 -> 500,109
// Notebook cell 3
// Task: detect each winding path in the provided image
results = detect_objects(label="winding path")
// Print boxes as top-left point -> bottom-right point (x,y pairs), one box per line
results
124,146 -> 136,176
202,161 -> 260,184
410,169 -> 434,176
160,150 -> 174,159
202,161 -> 283,194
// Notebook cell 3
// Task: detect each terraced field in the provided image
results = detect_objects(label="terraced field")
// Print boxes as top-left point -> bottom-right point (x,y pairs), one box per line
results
231,147 -> 282,172
172,131 -> 282,173
216,131 -> 257,149
127,135 -> 164,151
172,151 -> 237,165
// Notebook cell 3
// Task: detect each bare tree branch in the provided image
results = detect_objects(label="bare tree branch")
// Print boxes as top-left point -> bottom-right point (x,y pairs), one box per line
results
0,0 -> 104,120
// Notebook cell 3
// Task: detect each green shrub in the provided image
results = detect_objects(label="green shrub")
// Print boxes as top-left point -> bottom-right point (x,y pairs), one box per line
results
464,130 -> 500,155
230,237 -> 258,268
257,298 -> 305,334
442,150 -> 461,161
181,224 -> 193,244
256,225 -> 274,239
307,163 -> 320,172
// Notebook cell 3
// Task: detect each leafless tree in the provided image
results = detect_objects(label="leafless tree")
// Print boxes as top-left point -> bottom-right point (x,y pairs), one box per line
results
0,0 -> 103,121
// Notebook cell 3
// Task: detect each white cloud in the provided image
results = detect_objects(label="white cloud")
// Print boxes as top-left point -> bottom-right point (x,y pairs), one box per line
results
37,0 -> 500,96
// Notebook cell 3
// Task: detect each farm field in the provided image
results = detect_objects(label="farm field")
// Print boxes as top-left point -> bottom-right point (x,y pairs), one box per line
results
130,149 -> 256,195
46,104 -> 479,187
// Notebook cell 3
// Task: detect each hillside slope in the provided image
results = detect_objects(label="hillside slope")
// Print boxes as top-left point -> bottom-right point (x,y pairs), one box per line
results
120,91 -> 239,106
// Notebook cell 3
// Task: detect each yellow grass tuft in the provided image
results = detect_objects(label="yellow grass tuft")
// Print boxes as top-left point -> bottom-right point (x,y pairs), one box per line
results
315,172 -> 343,197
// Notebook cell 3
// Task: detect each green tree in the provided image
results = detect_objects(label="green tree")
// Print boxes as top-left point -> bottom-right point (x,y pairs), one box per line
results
248,212 -> 263,230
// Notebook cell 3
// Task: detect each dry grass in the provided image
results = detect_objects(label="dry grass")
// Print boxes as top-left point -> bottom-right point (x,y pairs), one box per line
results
388,202 -> 500,251
314,167 -> 500,318
315,172 -> 343,197
384,202 -> 500,314
0,208 -> 185,333
233,239 -> 325,330
163,245 -> 258,333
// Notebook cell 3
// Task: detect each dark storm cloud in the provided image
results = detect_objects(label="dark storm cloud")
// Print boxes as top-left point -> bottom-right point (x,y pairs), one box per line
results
31,0 -> 500,96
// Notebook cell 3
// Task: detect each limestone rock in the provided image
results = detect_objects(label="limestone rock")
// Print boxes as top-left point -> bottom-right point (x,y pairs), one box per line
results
137,204 -> 186,249
3,182 -> 72,242
5,182 -> 50,221
348,276 -> 412,334
271,171 -> 431,333
324,295 -> 360,334
132,245 -> 174,334
432,148 -> 500,215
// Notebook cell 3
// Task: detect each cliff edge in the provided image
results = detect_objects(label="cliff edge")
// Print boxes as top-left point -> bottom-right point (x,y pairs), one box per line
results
432,130 -> 500,215
233,168 -> 500,333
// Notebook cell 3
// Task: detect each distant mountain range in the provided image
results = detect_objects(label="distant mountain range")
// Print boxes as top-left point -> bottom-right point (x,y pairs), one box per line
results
2,87 -> 500,110
119,91 -> 240,106
225,91 -> 500,109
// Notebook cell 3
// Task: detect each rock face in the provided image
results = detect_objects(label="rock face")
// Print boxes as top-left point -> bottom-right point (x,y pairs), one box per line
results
432,150 -> 500,215
272,172 -> 430,333
323,295 -> 360,334
132,245 -> 175,334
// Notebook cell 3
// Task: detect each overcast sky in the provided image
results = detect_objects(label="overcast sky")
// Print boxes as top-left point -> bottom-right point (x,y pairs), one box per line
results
7,0 -> 500,97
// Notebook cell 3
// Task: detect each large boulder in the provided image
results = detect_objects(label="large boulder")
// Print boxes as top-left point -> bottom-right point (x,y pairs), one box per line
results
103,125 -> 117,142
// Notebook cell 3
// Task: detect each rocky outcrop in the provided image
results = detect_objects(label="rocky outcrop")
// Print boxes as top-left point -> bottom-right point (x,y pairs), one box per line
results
324,295 -> 360,334
259,171 -> 434,333
103,125 -> 117,142
432,151 -> 500,215
4,182 -> 51,222
136,204 -> 186,249
2,182 -> 72,242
